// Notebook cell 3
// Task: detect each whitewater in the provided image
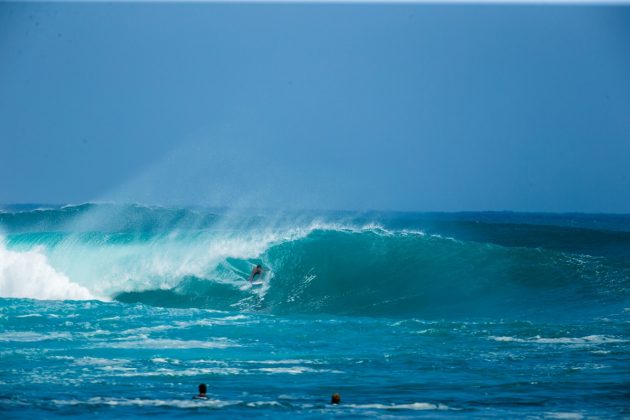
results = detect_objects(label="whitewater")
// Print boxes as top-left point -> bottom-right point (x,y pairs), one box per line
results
1,204 -> 629,418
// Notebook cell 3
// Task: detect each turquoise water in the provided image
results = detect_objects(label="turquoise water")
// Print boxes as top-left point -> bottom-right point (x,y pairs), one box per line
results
1,204 -> 629,418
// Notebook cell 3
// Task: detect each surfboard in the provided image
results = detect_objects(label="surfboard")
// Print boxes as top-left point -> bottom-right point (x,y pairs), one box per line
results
239,281 -> 264,291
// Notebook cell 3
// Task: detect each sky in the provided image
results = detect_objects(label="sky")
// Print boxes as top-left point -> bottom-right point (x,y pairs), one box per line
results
0,1 -> 629,212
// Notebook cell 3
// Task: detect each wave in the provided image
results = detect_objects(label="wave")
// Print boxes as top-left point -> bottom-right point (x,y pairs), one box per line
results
1,228 -> 628,318
1,204 -> 629,317
254,229 -> 629,317
0,241 -> 94,301
46,397 -> 449,411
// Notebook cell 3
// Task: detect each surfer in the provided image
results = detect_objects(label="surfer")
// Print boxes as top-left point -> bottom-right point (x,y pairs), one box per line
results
193,383 -> 208,400
248,264 -> 263,282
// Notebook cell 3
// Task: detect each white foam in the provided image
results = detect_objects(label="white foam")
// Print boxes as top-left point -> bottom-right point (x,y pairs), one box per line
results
257,366 -> 342,375
151,357 -> 178,364
0,239 -> 94,301
243,359 -> 322,365
99,366 -> 137,372
121,316 -> 253,335
349,402 -> 451,411
489,335 -> 627,345
115,367 -> 245,377
257,367 -> 317,375
246,401 -> 282,407
52,397 -> 239,409
389,319 -> 439,327
120,324 -> 175,335
73,357 -> 130,366
77,329 -> 113,338
48,355 -> 75,361
0,331 -> 71,342
92,337 -> 238,349
277,394 -> 301,400
570,363 -> 608,370
221,314 -> 249,321
545,413 -> 584,420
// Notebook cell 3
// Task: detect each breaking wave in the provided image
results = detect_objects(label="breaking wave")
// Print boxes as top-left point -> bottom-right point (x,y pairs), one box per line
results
1,204 -> 629,318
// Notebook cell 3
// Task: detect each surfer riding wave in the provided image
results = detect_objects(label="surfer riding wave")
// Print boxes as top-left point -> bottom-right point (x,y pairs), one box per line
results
248,264 -> 263,282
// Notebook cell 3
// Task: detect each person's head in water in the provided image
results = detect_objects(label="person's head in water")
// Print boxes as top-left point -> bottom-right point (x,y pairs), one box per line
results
198,383 -> 207,396
256,264 -> 262,269
331,393 -> 341,405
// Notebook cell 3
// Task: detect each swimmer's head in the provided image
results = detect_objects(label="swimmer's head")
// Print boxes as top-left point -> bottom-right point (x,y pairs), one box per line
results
331,393 -> 341,405
256,265 -> 262,269
198,383 -> 207,394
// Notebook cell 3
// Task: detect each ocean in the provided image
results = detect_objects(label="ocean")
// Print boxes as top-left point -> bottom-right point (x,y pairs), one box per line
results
0,204 -> 628,418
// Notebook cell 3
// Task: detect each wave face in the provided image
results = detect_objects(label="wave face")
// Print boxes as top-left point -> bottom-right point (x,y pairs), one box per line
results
1,204 -> 629,318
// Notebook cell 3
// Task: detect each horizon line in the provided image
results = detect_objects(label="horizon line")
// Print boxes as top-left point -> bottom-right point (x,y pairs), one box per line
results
2,202 -> 630,216
6,0 -> 630,5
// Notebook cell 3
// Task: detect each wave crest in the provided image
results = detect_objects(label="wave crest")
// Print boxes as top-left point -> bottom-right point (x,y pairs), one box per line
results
1,220 -> 628,317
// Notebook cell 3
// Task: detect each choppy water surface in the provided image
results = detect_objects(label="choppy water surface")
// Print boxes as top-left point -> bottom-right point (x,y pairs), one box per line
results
0,204 -> 629,418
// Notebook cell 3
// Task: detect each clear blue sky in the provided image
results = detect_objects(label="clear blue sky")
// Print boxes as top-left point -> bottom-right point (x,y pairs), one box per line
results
1,1 -> 629,212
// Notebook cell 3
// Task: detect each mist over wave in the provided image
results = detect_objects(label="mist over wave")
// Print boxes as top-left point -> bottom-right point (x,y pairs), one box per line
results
1,204 -> 629,318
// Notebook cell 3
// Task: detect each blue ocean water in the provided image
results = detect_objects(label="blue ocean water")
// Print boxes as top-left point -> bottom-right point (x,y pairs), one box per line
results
0,204 -> 628,418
